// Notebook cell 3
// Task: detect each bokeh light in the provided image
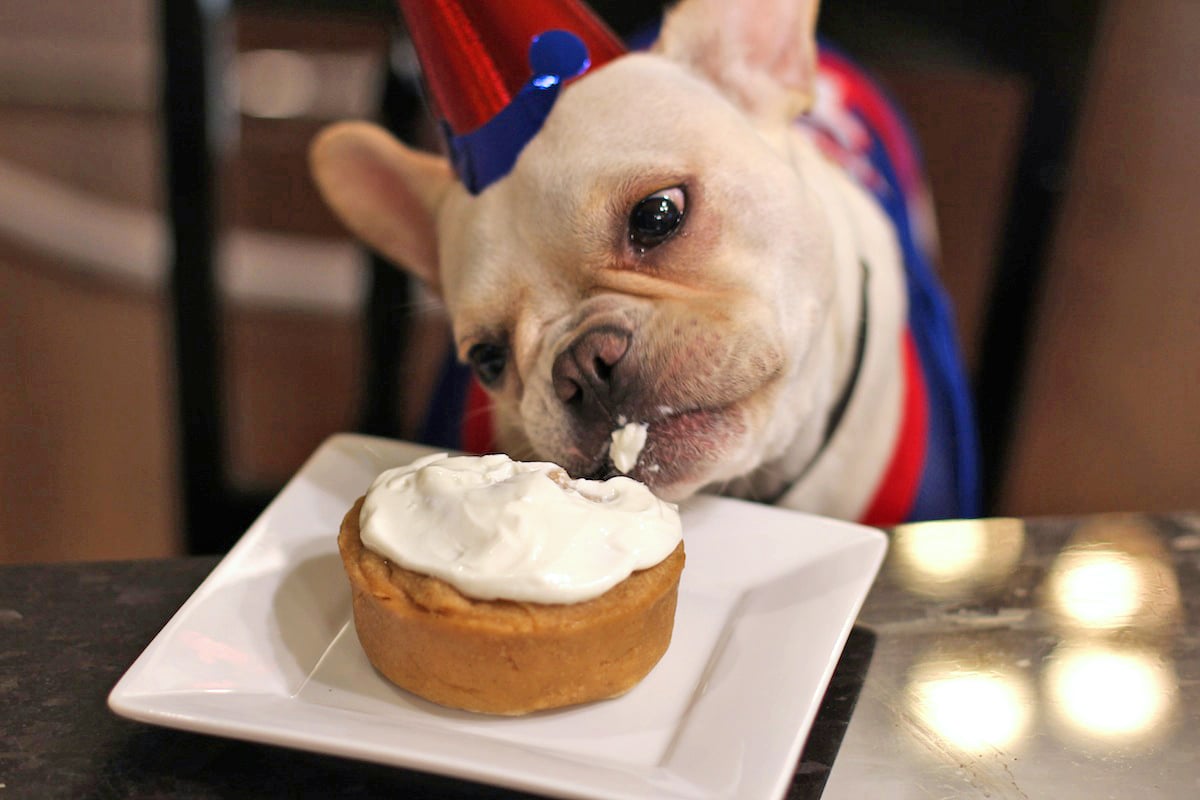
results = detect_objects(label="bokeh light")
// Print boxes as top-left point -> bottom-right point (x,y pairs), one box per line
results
891,518 -> 1024,599
1043,517 -> 1182,634
1044,642 -> 1178,748
237,49 -> 320,119
907,657 -> 1034,754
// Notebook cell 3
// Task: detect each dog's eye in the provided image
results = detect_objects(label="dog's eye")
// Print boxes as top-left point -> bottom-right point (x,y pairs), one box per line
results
629,187 -> 686,250
467,341 -> 508,386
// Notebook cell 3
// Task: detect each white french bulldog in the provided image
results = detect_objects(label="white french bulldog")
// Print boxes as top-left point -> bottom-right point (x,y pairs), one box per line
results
310,0 -> 972,523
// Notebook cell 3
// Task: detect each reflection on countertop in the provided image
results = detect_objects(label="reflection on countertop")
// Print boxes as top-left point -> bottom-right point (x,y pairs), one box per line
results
825,512 -> 1199,799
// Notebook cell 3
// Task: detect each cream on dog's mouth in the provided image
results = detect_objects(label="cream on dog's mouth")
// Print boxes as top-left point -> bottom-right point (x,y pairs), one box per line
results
609,421 -> 648,473
592,405 -> 739,492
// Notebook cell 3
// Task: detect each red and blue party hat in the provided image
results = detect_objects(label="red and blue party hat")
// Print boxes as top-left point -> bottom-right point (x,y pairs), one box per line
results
395,0 -> 626,193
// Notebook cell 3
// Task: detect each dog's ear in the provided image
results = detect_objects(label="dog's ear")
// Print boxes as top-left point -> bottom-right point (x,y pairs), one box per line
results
309,121 -> 454,294
654,0 -> 821,121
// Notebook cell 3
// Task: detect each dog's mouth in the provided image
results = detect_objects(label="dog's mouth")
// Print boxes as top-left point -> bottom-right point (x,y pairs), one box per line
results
538,317 -> 782,500
572,404 -> 743,497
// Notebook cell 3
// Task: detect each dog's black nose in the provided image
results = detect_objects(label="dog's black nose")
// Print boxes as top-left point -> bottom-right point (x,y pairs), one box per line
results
552,326 -> 631,415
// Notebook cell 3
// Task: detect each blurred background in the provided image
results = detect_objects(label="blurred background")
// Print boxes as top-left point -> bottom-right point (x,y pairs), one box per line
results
1,0 -> 1197,563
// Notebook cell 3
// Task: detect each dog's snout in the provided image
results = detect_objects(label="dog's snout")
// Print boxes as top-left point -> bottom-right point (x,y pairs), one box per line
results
552,327 -> 632,410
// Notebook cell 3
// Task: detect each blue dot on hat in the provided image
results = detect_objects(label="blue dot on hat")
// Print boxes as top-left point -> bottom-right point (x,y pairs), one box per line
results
529,29 -> 590,81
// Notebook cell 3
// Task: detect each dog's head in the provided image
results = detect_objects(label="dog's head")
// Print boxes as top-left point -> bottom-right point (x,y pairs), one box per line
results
312,0 -> 855,501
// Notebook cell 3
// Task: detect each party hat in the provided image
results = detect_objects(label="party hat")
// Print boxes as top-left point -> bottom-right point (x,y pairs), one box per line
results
396,0 -> 626,193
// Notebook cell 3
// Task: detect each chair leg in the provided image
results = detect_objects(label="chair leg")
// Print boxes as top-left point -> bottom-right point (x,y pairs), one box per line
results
161,0 -> 231,554
974,1 -> 1107,513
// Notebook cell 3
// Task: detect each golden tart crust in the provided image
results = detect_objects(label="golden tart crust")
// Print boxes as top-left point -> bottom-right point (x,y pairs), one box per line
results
338,496 -> 685,715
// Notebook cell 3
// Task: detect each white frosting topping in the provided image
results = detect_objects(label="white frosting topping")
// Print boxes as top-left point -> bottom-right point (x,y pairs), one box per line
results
359,453 -> 681,604
610,422 -> 648,474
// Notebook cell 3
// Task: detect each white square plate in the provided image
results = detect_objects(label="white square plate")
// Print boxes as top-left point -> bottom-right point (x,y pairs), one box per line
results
109,434 -> 886,800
